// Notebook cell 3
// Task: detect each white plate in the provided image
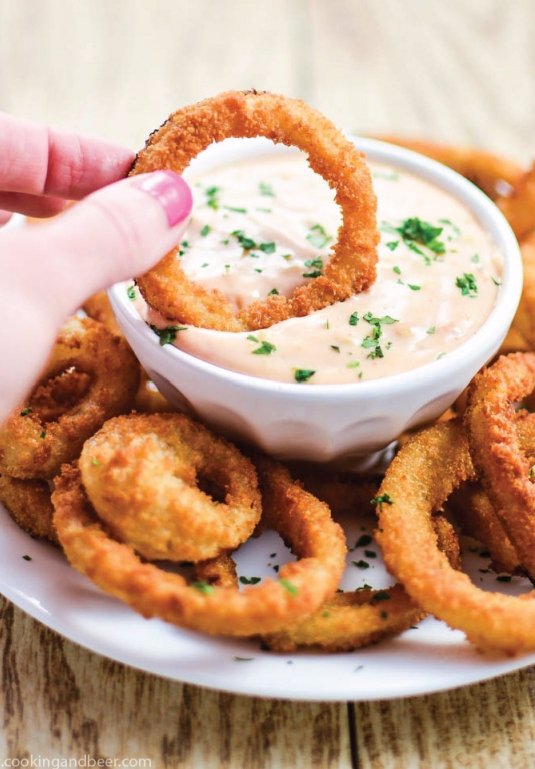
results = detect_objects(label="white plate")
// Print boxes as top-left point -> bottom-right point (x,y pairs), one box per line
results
2,500 -> 534,702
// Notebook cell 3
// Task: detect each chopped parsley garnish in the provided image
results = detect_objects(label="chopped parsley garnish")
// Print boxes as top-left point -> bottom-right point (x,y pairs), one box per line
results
259,181 -> 275,197
386,241 -> 399,251
150,324 -> 188,346
426,326 -> 436,335
251,340 -> 276,356
282,253 -> 292,261
364,550 -> 377,559
280,578 -> 298,596
408,283 -> 421,291
302,257 -> 324,278
178,240 -> 191,257
20,407 -> 32,417
492,277 -> 502,286
496,575 -> 512,583
231,229 -> 256,250
356,534 -> 372,548
353,560 -> 370,569
348,311 -> 359,326
22,555 -> 32,562
205,185 -> 220,210
455,272 -> 478,297
223,206 -> 247,214
306,223 -> 332,249
294,369 -> 315,383
91,457 -> 101,467
471,254 -> 480,263
239,576 -> 261,585
191,580 -> 215,595
383,217 -> 446,264
330,345 -> 341,353
40,431 -> 46,439
126,284 -> 136,301
361,312 -> 398,360
234,656 -> 254,662
200,224 -> 211,237
268,288 -> 279,296
322,610 -> 331,618
260,241 -> 276,254
370,493 -> 394,511
393,265 -> 401,275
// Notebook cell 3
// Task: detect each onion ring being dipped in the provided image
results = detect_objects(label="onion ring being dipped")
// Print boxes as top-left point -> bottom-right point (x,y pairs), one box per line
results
0,317 -> 140,480
52,458 -> 346,637
78,413 -> 262,563
375,419 -> 535,654
132,90 -> 379,331
464,353 -> 535,578
374,136 -> 523,200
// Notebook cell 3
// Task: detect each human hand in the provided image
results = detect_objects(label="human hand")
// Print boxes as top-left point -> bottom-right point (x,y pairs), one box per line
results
0,113 -> 192,423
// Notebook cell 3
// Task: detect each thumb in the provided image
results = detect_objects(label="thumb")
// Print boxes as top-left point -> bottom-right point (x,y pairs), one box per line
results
4,171 -> 192,318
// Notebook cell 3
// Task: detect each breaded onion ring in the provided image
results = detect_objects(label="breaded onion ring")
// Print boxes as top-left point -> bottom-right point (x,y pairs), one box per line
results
0,474 -> 57,544
52,459 -> 347,636
0,317 -> 140,479
375,419 -> 535,654
78,413 -> 262,562
132,90 -> 379,331
375,136 -> 523,200
510,231 -> 535,348
82,291 -> 123,337
464,353 -> 535,578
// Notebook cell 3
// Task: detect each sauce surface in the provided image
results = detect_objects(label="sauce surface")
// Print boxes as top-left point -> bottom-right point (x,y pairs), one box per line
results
137,152 -> 502,384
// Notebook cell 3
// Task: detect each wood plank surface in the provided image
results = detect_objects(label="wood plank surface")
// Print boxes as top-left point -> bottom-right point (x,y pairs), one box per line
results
1,0 -> 535,766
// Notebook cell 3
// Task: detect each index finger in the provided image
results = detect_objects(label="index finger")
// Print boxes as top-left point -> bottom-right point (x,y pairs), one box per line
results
0,112 -> 135,199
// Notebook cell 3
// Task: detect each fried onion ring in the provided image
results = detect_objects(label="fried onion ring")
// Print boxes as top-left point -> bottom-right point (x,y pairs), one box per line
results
52,458 -> 346,636
498,163 -> 535,241
510,231 -> 535,348
0,474 -> 57,544
78,413 -> 262,562
375,136 -> 523,200
0,317 -> 140,479
132,90 -> 379,331
464,353 -> 535,578
82,291 -> 123,337
375,419 -> 535,653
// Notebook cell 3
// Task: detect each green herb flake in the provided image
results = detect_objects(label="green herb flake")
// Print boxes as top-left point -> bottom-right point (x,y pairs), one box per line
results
150,324 -> 188,346
223,206 -> 247,214
306,223 -> 332,249
280,578 -> 298,596
492,277 -> 502,286
205,185 -> 220,210
455,272 -> 478,297
91,457 -> 101,467
231,229 -> 257,250
127,284 -> 136,301
22,555 -> 32,562
349,311 -> 359,326
353,560 -> 370,569
347,360 -> 361,369
239,576 -> 261,585
252,340 -> 277,356
361,312 -> 399,360
200,224 -> 211,237
191,580 -> 215,595
471,254 -> 480,263
396,217 -> 446,256
268,288 -> 279,296
19,407 -> 32,417
408,284 -> 421,291
370,493 -> 394,512
496,575 -> 512,583
393,265 -> 401,275
302,257 -> 324,278
259,181 -> 275,197
426,326 -> 436,335
322,610 -> 331,618
40,431 -> 46,439
386,241 -> 399,251
234,656 -> 254,662
356,534 -> 372,548
294,369 -> 316,383
330,345 -> 341,353
364,549 -> 377,559
259,241 -> 276,254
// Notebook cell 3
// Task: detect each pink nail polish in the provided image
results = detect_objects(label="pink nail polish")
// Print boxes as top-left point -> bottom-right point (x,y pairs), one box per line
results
132,171 -> 193,226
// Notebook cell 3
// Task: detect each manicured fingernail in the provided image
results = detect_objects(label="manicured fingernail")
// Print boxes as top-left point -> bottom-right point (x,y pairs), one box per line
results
132,171 -> 193,226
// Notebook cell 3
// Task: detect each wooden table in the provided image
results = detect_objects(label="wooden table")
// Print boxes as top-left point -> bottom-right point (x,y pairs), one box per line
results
1,1 -> 535,765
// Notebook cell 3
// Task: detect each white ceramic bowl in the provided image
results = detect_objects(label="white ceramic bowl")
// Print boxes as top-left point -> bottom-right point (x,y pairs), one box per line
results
109,137 -> 522,464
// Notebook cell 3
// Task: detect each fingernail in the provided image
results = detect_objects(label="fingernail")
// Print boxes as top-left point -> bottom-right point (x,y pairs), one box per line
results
132,171 -> 193,227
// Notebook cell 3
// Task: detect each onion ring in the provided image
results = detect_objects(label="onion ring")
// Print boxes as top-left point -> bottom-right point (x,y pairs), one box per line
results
374,136 -> 523,200
375,419 -> 535,653
132,90 -> 379,331
82,291 -> 123,337
78,413 -> 262,562
0,317 -> 140,479
498,163 -> 535,241
510,231 -> 535,347
464,353 -> 535,578
0,474 -> 57,544
52,458 -> 347,636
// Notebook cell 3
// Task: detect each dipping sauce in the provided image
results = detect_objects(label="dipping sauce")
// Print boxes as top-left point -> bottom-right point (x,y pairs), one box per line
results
136,152 -> 502,384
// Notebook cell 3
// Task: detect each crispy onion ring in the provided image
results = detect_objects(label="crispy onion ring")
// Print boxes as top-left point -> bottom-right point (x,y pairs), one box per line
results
0,474 -> 57,544
0,317 -> 140,479
132,90 -> 379,331
464,353 -> 535,578
82,291 -> 123,337
510,232 -> 535,347
78,413 -> 262,562
375,419 -> 535,654
52,458 -> 346,636
375,136 -> 523,200
498,163 -> 535,241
